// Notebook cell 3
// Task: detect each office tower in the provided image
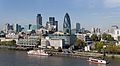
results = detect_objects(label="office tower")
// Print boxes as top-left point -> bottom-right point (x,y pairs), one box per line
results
46,17 -> 58,33
5,23 -> 10,33
4,23 -> 14,33
36,14 -> 42,29
49,17 -> 55,22
54,21 -> 58,31
63,13 -> 71,34
14,24 -> 19,32
76,23 -> 80,33
18,25 -> 22,32
81,28 -> 85,33
29,24 -> 32,30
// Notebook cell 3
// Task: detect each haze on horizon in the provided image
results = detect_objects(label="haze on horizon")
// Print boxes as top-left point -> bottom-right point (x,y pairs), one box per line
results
0,0 -> 120,31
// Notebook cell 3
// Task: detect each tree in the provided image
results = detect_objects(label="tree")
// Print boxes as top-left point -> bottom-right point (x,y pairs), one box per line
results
118,36 -> 120,41
91,34 -> 98,41
102,33 -> 114,41
11,40 -> 16,44
106,44 -> 120,54
75,38 -> 86,49
94,41 -> 105,52
0,40 -> 16,46
58,47 -> 62,52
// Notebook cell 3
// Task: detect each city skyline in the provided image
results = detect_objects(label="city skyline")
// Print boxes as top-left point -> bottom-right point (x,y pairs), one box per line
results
0,0 -> 120,31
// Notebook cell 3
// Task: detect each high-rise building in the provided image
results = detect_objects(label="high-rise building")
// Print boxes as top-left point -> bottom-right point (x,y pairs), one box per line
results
5,23 -> 10,33
4,23 -> 14,33
54,21 -> 58,31
36,14 -> 42,29
49,17 -> 55,22
28,24 -> 32,30
18,25 -> 22,32
63,13 -> 71,34
14,24 -> 19,32
46,17 -> 58,33
76,23 -> 80,33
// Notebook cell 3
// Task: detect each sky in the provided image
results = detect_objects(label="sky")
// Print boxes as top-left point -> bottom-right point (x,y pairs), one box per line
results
0,0 -> 120,31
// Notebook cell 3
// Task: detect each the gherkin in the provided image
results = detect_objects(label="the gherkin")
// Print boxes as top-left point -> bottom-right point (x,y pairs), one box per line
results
63,13 -> 71,34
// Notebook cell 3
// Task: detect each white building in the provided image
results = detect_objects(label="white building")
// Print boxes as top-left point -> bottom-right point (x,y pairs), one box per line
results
41,38 -> 64,49
112,29 -> 120,40
6,33 -> 18,39
111,29 -> 120,45
17,36 -> 39,47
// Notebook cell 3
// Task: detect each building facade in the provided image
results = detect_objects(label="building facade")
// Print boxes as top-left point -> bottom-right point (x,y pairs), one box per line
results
46,17 -> 58,33
63,13 -> 71,34
76,23 -> 81,33
41,38 -> 64,49
17,36 -> 39,47
37,14 -> 42,29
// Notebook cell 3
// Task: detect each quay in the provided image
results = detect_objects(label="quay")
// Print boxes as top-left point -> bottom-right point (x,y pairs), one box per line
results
0,46 -> 33,51
50,51 -> 103,58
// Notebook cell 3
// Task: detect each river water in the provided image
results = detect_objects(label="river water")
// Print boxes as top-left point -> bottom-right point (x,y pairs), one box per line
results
0,49 -> 120,66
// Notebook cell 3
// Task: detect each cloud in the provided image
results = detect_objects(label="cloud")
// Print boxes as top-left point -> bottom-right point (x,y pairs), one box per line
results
104,0 -> 120,8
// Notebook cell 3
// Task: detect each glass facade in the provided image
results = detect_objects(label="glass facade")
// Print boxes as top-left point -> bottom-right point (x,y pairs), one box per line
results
37,14 -> 42,29
63,13 -> 71,34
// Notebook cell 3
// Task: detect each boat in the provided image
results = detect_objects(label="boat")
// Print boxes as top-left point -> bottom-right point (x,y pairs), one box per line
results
27,49 -> 51,56
87,57 -> 107,64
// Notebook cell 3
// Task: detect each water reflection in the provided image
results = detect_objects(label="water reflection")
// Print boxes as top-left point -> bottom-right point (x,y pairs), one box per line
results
97,64 -> 106,66
28,55 -> 48,59
89,62 -> 106,66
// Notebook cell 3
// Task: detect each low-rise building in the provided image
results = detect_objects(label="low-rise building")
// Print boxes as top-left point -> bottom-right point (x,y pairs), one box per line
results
41,38 -> 64,49
111,29 -> 120,45
16,36 -> 39,47
112,29 -> 120,40
47,34 -> 70,46
6,33 -> 18,39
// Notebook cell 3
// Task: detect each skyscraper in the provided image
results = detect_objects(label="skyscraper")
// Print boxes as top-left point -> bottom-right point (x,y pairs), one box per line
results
4,23 -> 14,33
49,17 -> 55,22
14,24 -> 19,32
63,13 -> 71,34
46,17 -> 58,33
36,14 -> 42,29
5,23 -> 10,33
76,23 -> 80,33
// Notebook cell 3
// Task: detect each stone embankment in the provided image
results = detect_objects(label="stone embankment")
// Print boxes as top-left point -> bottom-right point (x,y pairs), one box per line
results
51,51 -> 103,58
51,51 -> 120,59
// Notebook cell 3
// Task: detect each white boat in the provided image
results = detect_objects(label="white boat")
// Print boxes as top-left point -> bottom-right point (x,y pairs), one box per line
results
27,50 -> 51,56
88,57 -> 107,64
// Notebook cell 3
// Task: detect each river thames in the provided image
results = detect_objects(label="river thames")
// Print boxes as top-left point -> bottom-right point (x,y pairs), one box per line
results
0,49 -> 120,66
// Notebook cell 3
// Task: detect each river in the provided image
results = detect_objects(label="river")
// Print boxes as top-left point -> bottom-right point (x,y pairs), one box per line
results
0,49 -> 120,66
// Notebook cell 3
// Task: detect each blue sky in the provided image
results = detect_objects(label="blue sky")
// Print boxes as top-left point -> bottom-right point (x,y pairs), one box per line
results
0,0 -> 120,31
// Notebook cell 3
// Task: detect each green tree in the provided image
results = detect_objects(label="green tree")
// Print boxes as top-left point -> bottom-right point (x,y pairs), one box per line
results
75,38 -> 86,49
58,47 -> 62,52
106,44 -> 120,54
91,34 -> 98,41
10,40 -> 16,46
94,41 -> 105,52
102,33 -> 114,41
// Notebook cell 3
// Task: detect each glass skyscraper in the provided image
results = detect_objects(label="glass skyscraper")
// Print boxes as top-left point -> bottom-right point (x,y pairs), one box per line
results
36,14 -> 42,29
63,13 -> 71,34
76,23 -> 80,33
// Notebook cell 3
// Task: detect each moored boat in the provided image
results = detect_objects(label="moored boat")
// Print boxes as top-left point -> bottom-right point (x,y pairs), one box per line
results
87,57 -> 107,64
27,49 -> 51,56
